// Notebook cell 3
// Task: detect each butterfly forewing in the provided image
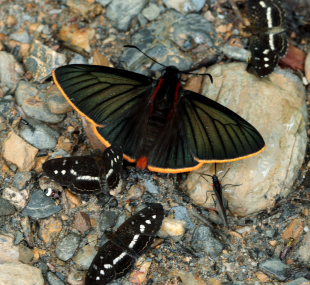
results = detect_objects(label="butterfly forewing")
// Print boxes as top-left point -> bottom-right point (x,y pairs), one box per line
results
42,146 -> 123,195
85,203 -> 164,284
53,65 -> 154,125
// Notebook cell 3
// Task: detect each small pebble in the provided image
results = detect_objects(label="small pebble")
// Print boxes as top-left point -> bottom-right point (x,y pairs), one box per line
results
55,233 -> 80,261
191,225 -> 224,257
46,271 -> 66,285
0,198 -> 16,216
73,212 -> 92,235
259,258 -> 290,281
13,171 -> 32,190
72,244 -> 97,270
158,217 -> 186,239
2,187 -> 29,210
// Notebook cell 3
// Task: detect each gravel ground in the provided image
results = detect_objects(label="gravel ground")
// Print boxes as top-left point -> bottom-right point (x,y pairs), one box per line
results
0,0 -> 309,285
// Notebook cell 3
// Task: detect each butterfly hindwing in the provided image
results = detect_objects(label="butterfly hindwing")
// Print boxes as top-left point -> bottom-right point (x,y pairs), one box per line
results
85,203 -> 164,285
43,146 -> 123,195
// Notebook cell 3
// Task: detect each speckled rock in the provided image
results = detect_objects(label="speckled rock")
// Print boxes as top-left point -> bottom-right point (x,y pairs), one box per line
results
55,233 -> 81,261
191,225 -> 224,257
186,63 -> 307,216
21,190 -> 62,219
99,210 -> 119,231
0,262 -> 44,285
107,0 -> 148,31
171,13 -> 215,51
284,278 -> 310,285
73,212 -> 92,235
19,119 -> 59,149
24,40 -> 66,82
0,51 -> 24,93
2,187 -> 29,210
39,217 -> 63,245
15,81 -> 65,123
3,131 -> 38,171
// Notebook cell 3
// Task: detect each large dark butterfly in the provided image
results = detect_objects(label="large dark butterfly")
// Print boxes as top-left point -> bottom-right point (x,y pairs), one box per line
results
52,61 -> 265,173
42,146 -> 123,195
85,203 -> 164,284
247,0 -> 287,76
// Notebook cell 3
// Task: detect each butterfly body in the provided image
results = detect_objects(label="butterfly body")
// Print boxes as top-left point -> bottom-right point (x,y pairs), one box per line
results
247,0 -> 287,76
53,63 -> 265,173
42,146 -> 123,195
85,203 -> 164,284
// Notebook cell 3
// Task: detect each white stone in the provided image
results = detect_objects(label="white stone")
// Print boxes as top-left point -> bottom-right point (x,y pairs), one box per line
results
186,63 -> 307,216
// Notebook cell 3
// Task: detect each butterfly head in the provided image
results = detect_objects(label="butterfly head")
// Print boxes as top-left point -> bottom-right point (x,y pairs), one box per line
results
161,66 -> 181,80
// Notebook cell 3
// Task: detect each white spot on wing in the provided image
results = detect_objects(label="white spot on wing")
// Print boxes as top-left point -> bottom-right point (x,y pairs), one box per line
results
266,7 -> 272,28
61,170 -> 66,175
269,33 -> 275,50
152,215 -> 156,219
96,276 -> 100,281
62,159 -> 67,166
113,252 -> 127,265
106,169 -> 114,179
145,220 -> 151,224
128,234 -> 140,249
104,264 -> 112,269
263,49 -> 270,54
264,57 -> 270,61
259,1 -> 266,8
264,64 -> 269,67
140,224 -> 145,233
54,170 -> 58,174
100,270 -> 104,275
77,175 -> 100,181
70,169 -> 77,176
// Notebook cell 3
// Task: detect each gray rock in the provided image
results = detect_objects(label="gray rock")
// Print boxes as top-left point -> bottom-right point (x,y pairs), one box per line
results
259,258 -> 290,281
55,233 -> 80,261
171,13 -> 215,51
99,210 -> 119,231
0,198 -> 16,216
284,278 -> 310,285
24,40 -> 66,82
46,272 -> 65,285
19,119 -> 59,149
13,171 -> 32,190
15,81 -> 65,123
163,0 -> 206,13
0,51 -> 24,93
172,206 -> 195,229
191,226 -> 223,257
9,31 -> 31,43
107,0 -> 148,31
142,3 -> 161,21
21,190 -> 62,219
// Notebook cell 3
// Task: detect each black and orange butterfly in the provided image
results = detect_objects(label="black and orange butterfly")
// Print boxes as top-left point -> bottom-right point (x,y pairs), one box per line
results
52,47 -> 265,173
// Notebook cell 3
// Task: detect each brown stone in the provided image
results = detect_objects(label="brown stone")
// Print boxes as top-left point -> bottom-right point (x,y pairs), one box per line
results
73,212 -> 92,235
282,218 -> 304,241
39,217 -> 63,245
3,131 -> 38,171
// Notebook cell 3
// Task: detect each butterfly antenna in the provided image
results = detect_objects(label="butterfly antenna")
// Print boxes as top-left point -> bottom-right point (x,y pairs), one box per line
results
181,71 -> 213,84
124,45 -> 166,68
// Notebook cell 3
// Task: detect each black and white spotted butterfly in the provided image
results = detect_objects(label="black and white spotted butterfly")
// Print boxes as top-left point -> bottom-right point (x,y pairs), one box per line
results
42,146 -> 123,195
85,203 -> 164,285
247,0 -> 288,77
